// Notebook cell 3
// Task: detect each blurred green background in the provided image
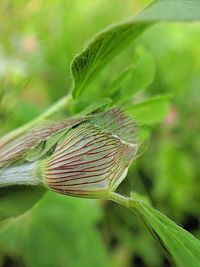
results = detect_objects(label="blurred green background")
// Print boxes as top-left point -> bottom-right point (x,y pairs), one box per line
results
0,0 -> 200,266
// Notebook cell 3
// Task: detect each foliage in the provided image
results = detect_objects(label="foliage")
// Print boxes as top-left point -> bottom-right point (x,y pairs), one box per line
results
134,196 -> 200,267
0,193 -> 108,267
0,0 -> 200,266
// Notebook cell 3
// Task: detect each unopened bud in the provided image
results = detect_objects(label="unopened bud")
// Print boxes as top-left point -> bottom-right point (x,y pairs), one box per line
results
41,109 -> 139,198
0,109 -> 139,198
0,118 -> 83,168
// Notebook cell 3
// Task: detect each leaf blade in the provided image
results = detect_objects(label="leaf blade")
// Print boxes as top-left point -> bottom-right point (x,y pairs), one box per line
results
71,0 -> 200,98
137,201 -> 200,267
126,94 -> 171,124
0,186 -> 46,222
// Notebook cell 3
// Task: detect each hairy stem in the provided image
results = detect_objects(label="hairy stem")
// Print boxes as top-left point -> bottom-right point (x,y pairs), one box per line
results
0,94 -> 73,148
0,162 -> 41,187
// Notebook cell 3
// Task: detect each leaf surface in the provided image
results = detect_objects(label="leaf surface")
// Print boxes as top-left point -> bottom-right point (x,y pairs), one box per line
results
0,186 -> 46,222
71,0 -> 200,97
136,200 -> 200,267
0,193 -> 108,267
126,94 -> 171,124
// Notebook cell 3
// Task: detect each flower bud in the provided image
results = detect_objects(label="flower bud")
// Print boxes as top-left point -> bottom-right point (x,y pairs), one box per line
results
0,118 -> 83,168
41,109 -> 139,198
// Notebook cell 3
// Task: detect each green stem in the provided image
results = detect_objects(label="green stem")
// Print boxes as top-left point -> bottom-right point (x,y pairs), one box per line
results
109,192 -> 171,263
0,94 -> 73,147
108,192 -> 139,211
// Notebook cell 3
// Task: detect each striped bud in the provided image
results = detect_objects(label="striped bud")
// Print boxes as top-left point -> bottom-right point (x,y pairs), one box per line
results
41,109 -> 139,198
0,118 -> 83,168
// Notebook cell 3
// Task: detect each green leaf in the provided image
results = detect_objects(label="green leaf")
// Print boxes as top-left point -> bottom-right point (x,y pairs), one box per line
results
108,67 -> 134,97
75,98 -> 112,117
110,46 -> 155,102
153,141 -> 196,215
136,201 -> 200,267
121,46 -> 155,99
0,192 -> 108,267
126,94 -> 171,124
0,186 -> 45,222
136,0 -> 200,22
71,0 -> 200,98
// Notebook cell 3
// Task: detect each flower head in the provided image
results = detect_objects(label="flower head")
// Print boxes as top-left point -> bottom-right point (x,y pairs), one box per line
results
42,109 -> 139,198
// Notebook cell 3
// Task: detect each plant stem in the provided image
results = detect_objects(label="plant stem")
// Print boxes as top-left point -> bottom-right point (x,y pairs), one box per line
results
108,192 -> 171,262
108,191 -> 139,211
0,162 -> 41,187
0,94 -> 73,147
